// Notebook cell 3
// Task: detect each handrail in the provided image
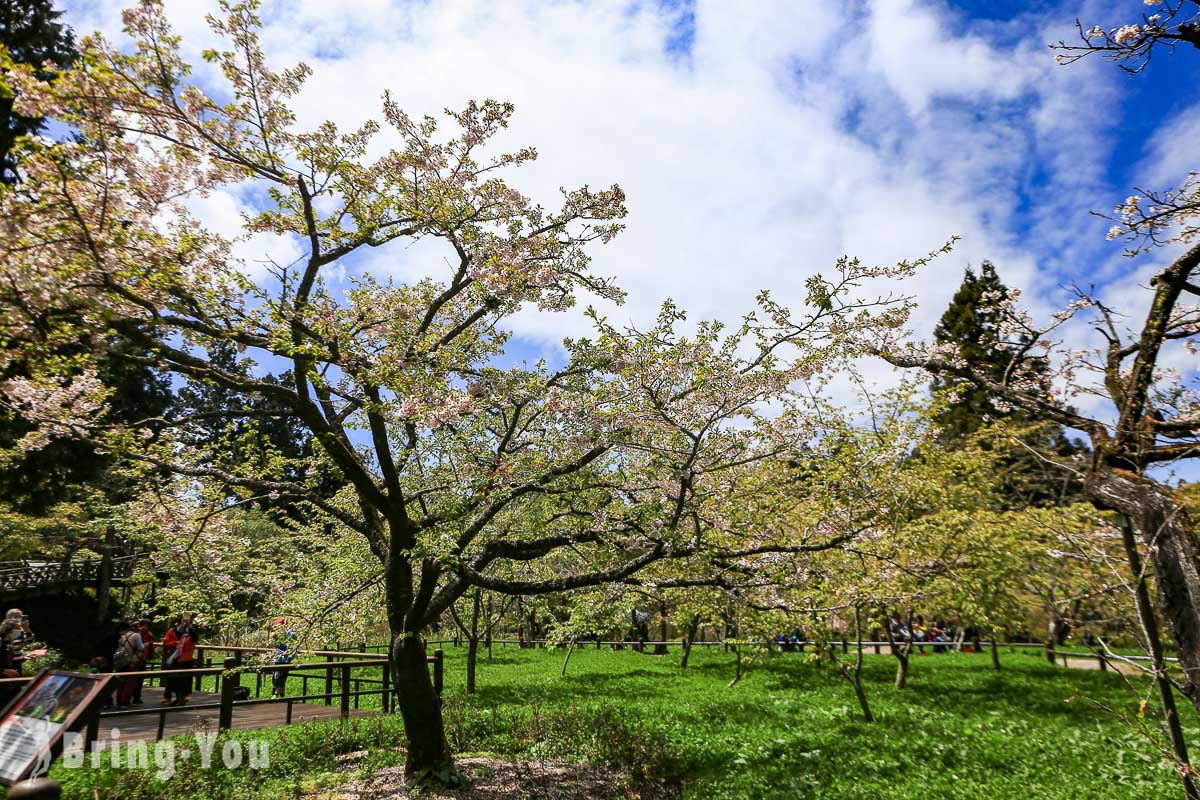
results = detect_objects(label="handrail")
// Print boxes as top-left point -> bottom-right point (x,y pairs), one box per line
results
0,647 -> 450,750
0,554 -> 144,592
195,644 -> 388,660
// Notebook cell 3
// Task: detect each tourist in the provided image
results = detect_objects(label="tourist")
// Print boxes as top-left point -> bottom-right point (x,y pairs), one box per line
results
2,609 -> 38,674
0,620 -> 19,678
272,619 -> 296,698
160,616 -> 180,704
163,615 -> 198,706
930,622 -> 949,653
913,616 -> 927,655
131,620 -> 155,705
112,621 -> 146,707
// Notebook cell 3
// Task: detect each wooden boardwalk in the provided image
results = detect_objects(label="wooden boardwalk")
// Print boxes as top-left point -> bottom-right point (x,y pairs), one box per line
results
96,686 -> 378,746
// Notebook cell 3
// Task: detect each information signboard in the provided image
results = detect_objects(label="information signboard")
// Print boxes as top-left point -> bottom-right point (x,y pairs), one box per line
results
0,671 -> 112,786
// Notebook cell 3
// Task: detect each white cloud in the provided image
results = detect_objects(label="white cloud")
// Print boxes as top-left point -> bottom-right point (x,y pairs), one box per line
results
58,0 -> 1146,393
1143,100 -> 1200,190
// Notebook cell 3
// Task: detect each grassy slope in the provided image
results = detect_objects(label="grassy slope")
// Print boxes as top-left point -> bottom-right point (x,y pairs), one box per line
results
29,645 -> 1191,799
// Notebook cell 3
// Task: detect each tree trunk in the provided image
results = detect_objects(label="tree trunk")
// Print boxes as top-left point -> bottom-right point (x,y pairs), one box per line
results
680,619 -> 699,669
95,525 -> 115,624
1045,587 -> 1059,664
654,602 -> 669,655
561,639 -> 576,676
390,635 -> 452,778
465,634 -> 477,694
835,606 -> 875,722
466,589 -> 481,694
990,636 -> 1000,671
485,593 -> 494,661
894,653 -> 909,689
517,598 -> 528,648
1118,514 -> 1199,799
884,608 -> 912,689
727,644 -> 743,688
1090,467 -> 1200,712
848,672 -> 874,722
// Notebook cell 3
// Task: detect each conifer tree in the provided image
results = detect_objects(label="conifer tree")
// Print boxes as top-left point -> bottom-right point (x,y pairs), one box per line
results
0,0 -> 76,184
930,263 -> 1085,509
931,262 -> 1009,439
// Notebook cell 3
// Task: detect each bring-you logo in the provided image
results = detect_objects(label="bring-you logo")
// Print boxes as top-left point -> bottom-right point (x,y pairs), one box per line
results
57,730 -> 269,780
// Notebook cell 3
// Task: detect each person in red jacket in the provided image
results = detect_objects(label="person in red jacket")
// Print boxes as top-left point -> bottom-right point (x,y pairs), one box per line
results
160,622 -> 179,705
162,615 -> 198,706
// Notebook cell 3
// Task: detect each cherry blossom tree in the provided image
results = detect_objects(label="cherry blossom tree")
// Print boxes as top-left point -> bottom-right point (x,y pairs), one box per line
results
0,1 -> 920,780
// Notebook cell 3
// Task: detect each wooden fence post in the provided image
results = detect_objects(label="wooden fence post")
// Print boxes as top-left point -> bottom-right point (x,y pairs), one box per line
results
340,664 -> 351,720
195,656 -> 209,694
219,657 -> 238,731
84,702 -> 100,752
381,660 -> 390,713
325,653 -> 334,706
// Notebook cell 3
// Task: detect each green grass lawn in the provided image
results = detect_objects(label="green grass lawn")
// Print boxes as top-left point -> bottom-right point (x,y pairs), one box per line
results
439,644 -> 1188,799
22,644 -> 1194,799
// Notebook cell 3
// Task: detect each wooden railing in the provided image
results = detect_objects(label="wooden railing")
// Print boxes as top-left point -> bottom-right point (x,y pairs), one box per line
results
0,645 -> 446,748
0,555 -> 141,594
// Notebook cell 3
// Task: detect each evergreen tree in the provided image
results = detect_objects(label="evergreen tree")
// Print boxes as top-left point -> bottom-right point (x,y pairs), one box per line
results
930,263 -> 1086,509
173,342 -> 340,521
0,0 -> 76,184
930,263 -> 1009,440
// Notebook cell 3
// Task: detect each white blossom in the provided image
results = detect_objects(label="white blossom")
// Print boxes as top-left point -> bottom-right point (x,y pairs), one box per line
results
1114,24 -> 1142,45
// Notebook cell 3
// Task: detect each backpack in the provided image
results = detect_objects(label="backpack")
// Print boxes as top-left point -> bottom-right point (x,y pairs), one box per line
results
113,632 -> 137,671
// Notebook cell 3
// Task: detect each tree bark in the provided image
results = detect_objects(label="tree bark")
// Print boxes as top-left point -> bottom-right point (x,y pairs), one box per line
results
727,643 -> 743,688
833,607 -> 875,722
485,593 -> 493,661
95,525 -> 115,624
655,601 -> 669,655
561,639 -> 577,676
390,634 -> 452,778
884,608 -> 912,689
990,636 -> 1000,671
1090,467 -> 1200,712
466,589 -> 481,694
894,651 -> 909,689
1117,514 -> 1199,800
1045,587 -> 1059,664
680,618 -> 699,669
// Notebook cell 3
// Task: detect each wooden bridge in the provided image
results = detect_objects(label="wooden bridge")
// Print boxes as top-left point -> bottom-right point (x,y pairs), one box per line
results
0,555 -> 143,600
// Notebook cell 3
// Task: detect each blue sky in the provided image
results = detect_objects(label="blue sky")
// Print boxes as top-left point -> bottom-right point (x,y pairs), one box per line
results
56,0 -> 1200,476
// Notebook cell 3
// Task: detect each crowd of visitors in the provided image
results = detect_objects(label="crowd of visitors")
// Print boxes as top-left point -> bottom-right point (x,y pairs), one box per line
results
80,614 -> 199,708
889,614 -> 959,653
772,615 -> 968,654
773,629 -> 809,652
